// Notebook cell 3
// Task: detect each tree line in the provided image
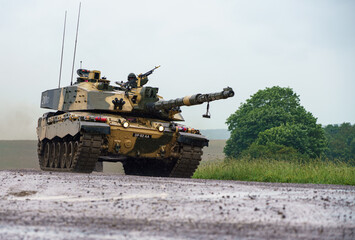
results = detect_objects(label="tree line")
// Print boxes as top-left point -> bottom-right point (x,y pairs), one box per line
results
323,123 -> 355,163
224,86 -> 354,164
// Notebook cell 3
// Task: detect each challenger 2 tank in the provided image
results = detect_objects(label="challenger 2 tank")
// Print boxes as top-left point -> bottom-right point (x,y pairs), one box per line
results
36,67 -> 234,178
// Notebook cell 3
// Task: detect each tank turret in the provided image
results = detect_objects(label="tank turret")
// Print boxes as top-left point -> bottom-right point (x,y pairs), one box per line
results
40,68 -> 234,121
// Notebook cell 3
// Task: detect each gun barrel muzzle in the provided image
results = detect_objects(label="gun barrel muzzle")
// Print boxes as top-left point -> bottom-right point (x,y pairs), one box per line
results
148,87 -> 234,111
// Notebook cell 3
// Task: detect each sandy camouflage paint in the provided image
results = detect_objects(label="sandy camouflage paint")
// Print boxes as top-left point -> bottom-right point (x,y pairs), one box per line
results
36,69 -> 234,177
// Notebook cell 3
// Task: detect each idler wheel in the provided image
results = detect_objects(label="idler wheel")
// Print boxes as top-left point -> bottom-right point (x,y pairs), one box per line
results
43,142 -> 51,168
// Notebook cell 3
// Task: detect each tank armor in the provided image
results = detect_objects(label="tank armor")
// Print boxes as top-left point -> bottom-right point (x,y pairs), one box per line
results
36,68 -> 235,177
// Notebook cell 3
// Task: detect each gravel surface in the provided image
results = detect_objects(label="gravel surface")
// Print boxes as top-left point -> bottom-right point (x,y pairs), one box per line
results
0,169 -> 354,239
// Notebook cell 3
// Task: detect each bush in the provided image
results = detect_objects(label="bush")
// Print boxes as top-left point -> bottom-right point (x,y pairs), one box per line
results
255,123 -> 326,158
240,142 -> 305,161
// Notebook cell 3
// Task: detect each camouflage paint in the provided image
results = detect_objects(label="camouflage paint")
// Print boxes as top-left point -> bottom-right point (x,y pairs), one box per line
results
37,69 -> 233,162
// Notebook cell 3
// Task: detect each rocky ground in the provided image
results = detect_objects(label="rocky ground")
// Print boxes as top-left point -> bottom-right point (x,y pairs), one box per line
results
0,169 -> 354,239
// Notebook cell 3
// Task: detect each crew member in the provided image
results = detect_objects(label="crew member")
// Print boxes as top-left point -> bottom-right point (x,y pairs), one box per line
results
125,73 -> 149,88
125,73 -> 138,88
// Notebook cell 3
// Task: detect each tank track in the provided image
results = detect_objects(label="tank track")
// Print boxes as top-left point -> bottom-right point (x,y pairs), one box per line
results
169,145 -> 202,178
122,144 -> 202,178
37,133 -> 102,173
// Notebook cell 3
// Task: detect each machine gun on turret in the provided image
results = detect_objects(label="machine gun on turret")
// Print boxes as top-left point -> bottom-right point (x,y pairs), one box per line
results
115,65 -> 161,90
137,65 -> 161,87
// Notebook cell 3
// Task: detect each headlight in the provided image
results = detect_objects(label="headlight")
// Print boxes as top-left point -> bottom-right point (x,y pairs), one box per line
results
122,121 -> 129,128
158,125 -> 165,132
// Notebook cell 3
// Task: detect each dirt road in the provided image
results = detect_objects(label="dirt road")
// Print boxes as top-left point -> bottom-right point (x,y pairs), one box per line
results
0,170 -> 354,239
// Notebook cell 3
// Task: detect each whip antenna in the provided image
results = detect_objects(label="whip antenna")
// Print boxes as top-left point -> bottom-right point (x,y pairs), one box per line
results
70,2 -> 81,86
58,10 -> 67,88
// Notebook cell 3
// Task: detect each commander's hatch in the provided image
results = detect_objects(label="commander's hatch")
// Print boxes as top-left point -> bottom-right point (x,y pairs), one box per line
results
76,69 -> 110,84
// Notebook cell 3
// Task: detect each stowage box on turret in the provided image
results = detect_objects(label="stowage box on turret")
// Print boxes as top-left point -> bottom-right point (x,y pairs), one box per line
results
37,67 -> 234,177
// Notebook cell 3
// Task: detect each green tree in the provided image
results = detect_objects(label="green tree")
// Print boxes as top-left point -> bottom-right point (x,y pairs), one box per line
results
224,86 -> 326,158
324,123 -> 355,162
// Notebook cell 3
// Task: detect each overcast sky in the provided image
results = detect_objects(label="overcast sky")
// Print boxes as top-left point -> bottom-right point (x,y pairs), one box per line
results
0,0 -> 354,140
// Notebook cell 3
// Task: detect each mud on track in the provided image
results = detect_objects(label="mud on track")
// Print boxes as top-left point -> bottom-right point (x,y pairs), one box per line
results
0,169 -> 354,239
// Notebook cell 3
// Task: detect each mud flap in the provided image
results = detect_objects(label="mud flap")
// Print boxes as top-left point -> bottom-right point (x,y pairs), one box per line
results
80,122 -> 110,135
177,132 -> 209,147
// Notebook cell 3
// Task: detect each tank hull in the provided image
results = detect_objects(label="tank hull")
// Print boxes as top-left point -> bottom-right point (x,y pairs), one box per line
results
37,111 -> 208,177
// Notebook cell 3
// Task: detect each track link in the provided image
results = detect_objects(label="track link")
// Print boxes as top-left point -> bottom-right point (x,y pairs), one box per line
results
122,144 -> 203,178
169,145 -> 202,178
38,133 -> 102,173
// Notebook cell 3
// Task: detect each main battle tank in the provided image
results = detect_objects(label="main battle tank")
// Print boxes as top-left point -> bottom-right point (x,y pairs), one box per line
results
37,67 -> 234,178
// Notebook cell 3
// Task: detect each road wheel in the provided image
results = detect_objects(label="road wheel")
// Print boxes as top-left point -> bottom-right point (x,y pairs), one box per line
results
66,141 -> 75,169
39,133 -> 102,173
43,142 -> 51,168
48,142 -> 56,168
61,142 -> 68,168
54,142 -> 61,168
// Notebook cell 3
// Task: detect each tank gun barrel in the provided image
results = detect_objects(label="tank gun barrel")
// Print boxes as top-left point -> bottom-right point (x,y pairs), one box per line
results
147,87 -> 234,111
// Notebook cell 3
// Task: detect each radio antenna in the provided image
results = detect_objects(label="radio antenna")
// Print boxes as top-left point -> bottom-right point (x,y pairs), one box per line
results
70,2 -> 81,86
58,11 -> 67,88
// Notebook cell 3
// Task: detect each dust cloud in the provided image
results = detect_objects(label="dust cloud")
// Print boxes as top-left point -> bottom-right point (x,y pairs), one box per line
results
0,103 -> 43,140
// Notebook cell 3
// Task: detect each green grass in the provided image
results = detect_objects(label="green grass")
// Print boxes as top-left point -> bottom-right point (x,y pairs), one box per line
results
193,158 -> 355,185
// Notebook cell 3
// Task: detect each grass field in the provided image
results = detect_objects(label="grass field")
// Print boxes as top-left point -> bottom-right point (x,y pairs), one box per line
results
193,158 -> 355,185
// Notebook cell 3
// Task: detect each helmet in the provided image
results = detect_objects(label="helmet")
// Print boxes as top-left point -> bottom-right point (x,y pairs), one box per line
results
128,73 -> 137,80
